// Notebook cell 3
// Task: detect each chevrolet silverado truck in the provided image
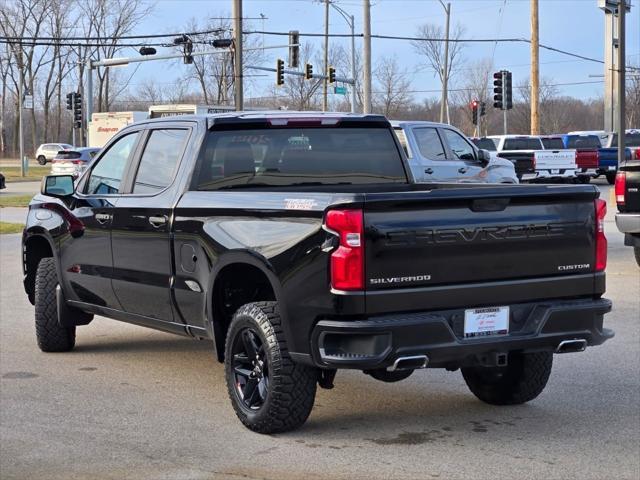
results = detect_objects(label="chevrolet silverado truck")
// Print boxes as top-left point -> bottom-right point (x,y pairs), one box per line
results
539,135 -> 598,184
489,135 -> 577,182
22,112 -> 613,434
615,158 -> 640,266
597,130 -> 638,184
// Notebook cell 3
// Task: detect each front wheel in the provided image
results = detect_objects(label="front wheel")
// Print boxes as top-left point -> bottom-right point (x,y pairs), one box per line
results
606,172 -> 616,184
34,258 -> 75,352
461,351 -> 552,405
37,155 -> 47,165
224,302 -> 318,434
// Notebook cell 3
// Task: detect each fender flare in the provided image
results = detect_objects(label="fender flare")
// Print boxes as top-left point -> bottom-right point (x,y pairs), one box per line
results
205,250 -> 288,361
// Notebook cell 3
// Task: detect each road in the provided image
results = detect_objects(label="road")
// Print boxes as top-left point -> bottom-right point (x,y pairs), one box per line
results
1,182 -> 638,480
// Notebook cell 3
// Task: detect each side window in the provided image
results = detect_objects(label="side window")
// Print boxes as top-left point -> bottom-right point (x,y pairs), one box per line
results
132,129 -> 188,194
441,129 -> 476,161
413,127 -> 446,160
86,132 -> 140,195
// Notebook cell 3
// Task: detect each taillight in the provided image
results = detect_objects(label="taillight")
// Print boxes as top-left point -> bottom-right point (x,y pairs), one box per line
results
594,199 -> 607,272
615,171 -> 626,205
325,209 -> 364,291
635,148 -> 640,160
532,154 -> 536,170
71,160 -> 84,165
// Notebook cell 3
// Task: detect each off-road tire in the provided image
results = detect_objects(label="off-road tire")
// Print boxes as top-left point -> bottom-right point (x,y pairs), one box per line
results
634,246 -> 640,267
37,155 -> 47,165
461,351 -> 552,405
606,172 -> 616,185
224,302 -> 318,433
34,258 -> 75,352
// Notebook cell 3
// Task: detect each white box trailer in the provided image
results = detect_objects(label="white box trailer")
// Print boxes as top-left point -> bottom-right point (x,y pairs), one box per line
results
88,111 -> 147,147
148,104 -> 235,118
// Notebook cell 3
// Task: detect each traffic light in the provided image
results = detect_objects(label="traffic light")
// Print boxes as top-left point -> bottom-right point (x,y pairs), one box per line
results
276,59 -> 285,86
73,93 -> 82,128
493,71 -> 503,110
504,71 -> 513,110
328,66 -> 336,84
471,100 -> 479,125
175,35 -> 193,64
480,102 -> 486,117
304,63 -> 313,80
288,30 -> 299,68
66,92 -> 73,111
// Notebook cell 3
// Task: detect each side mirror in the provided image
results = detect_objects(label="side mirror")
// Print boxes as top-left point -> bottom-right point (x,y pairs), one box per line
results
478,149 -> 491,167
42,175 -> 75,198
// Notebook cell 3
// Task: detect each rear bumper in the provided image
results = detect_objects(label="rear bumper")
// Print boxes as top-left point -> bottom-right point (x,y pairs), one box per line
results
530,169 -> 578,180
615,213 -> 640,234
310,298 -> 613,369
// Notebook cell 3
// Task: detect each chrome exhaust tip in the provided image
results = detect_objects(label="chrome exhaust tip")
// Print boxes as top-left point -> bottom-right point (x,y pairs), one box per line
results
556,339 -> 588,354
387,355 -> 429,372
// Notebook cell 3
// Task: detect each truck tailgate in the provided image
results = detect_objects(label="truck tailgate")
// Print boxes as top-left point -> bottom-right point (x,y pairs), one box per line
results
534,150 -> 576,170
575,149 -> 599,169
363,185 -> 599,306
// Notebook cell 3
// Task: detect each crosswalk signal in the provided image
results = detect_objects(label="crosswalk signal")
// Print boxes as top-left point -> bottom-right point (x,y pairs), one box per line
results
471,100 -> 479,125
276,59 -> 285,86
73,93 -> 82,128
493,71 -> 503,110
305,63 -> 313,80
66,93 -> 74,111
504,71 -> 513,110
328,66 -> 336,84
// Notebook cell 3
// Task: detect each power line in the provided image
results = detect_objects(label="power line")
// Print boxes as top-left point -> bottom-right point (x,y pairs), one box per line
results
0,28 -> 226,42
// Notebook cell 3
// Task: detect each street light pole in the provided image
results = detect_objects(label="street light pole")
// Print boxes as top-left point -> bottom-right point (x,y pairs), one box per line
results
363,0 -> 372,114
439,1 -> 450,124
323,0 -> 330,112
329,2 -> 357,113
233,0 -> 244,111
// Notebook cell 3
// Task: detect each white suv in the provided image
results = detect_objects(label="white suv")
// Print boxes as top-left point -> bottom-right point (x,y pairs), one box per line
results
35,143 -> 73,165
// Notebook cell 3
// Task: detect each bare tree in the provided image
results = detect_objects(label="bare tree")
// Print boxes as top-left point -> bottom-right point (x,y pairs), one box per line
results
411,22 -> 465,112
373,55 -> 412,117
626,68 -> 640,127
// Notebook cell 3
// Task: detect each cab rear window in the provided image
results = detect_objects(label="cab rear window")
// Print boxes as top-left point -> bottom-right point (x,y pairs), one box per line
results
192,127 -> 407,190
504,138 -> 543,150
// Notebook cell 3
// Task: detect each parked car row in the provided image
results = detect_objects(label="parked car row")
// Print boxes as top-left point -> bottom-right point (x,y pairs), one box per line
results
470,129 -> 640,184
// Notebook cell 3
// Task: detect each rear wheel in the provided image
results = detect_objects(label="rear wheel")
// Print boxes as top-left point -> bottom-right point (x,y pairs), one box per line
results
34,258 -> 75,352
224,302 -> 318,433
634,246 -> 640,267
461,351 -> 552,405
578,175 -> 591,184
37,155 -> 47,165
606,172 -> 616,184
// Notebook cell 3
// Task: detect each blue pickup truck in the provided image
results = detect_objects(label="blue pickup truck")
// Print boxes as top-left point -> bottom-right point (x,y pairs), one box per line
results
596,130 -> 639,184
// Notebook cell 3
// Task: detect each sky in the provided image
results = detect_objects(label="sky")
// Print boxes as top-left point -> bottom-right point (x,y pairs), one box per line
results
118,0 -> 640,103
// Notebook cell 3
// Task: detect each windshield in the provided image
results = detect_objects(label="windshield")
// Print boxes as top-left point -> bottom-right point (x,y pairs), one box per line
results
193,127 -> 407,190
567,135 -> 601,149
503,138 -> 543,150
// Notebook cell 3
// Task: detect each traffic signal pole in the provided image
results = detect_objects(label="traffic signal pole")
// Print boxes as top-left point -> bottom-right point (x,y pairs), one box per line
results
233,0 -> 243,111
322,0 -> 329,112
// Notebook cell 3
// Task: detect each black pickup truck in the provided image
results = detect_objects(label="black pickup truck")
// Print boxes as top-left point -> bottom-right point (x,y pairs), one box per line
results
615,158 -> 640,265
23,112 -> 612,433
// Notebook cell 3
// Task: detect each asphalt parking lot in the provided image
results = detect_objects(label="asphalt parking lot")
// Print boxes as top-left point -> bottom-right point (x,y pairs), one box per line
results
1,181 -> 638,480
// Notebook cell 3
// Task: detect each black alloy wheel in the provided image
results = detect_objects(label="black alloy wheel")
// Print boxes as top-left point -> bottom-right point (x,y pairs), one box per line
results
231,328 -> 269,410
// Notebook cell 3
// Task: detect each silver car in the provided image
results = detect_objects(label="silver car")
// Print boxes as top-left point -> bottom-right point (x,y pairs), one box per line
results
35,143 -> 73,165
391,121 -> 518,184
50,147 -> 101,178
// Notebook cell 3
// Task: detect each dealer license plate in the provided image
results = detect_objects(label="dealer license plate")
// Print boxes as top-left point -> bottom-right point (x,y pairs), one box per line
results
464,306 -> 509,339
551,169 -> 560,174
608,166 -> 616,171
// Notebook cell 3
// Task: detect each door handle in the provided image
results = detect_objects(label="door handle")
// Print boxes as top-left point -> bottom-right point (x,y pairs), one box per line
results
458,167 -> 468,174
149,215 -> 168,228
424,168 -> 434,174
95,213 -> 112,224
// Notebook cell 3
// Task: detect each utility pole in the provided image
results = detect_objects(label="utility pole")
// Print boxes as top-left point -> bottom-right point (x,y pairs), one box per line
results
233,0 -> 243,111
530,0 -> 539,135
439,1 -> 451,124
349,13 -> 357,113
363,0 -> 372,114
323,0 -> 329,112
617,0 -> 626,166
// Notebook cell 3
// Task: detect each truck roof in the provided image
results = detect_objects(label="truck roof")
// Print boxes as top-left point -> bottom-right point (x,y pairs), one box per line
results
136,110 -> 389,127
